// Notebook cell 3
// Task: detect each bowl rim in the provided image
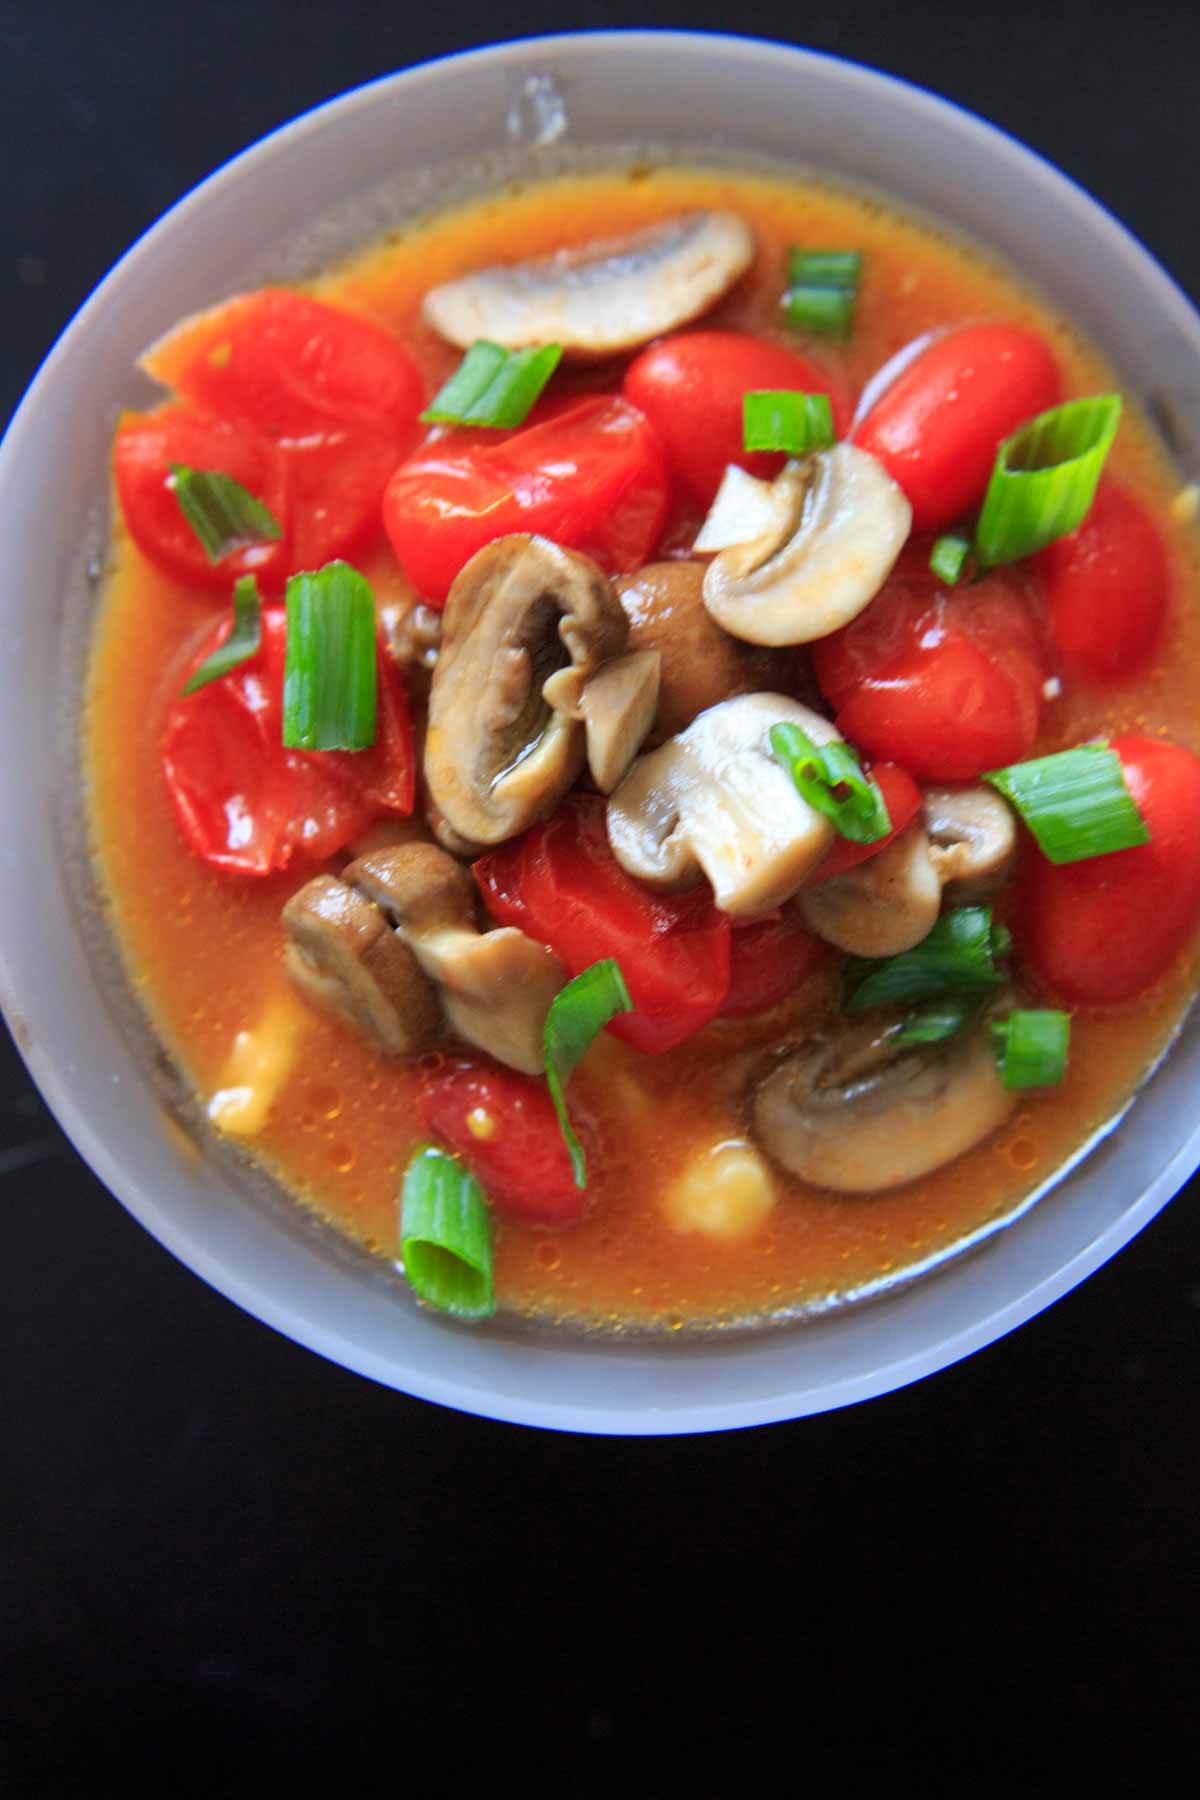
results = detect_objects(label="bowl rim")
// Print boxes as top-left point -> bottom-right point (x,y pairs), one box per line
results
4,29 -> 1200,1435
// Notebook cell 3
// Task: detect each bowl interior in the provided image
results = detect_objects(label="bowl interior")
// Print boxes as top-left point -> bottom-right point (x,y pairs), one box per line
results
3,31 -> 1200,1433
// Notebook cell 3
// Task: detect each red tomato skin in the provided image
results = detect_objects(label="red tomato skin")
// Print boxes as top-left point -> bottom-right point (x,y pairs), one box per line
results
721,911 -> 826,1018
113,407 -> 289,592
1020,736 -> 1200,1006
805,762 -> 923,884
622,330 -> 852,506
474,796 -> 731,1055
421,1061 -> 589,1225
1034,481 -> 1169,685
812,552 -> 1047,780
854,325 -> 1060,531
162,607 -> 414,875
382,397 -> 670,605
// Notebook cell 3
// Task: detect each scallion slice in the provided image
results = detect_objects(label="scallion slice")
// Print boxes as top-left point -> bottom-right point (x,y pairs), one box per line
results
990,1009 -> 1071,1089
930,531 -> 971,586
399,1144 -> 495,1320
420,340 -> 563,430
893,995 -> 975,1046
984,744 -> 1148,864
282,561 -> 377,751
544,960 -> 634,1189
742,390 -> 835,454
168,463 -> 282,565
770,722 -> 891,845
782,248 -> 861,338
846,907 -> 1009,1011
181,576 -> 262,696
973,395 -> 1122,566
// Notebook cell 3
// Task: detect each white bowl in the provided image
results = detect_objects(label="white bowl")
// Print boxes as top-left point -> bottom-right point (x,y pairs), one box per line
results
3,31 -> 1199,1434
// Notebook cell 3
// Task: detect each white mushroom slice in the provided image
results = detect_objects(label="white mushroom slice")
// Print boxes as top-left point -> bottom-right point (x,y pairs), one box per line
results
923,786 -> 1017,905
606,693 -> 840,918
798,824 -> 941,958
751,1013 -> 1015,1193
693,463 -> 797,554
579,650 -> 661,793
282,875 -> 441,1057
702,446 -> 912,646
421,211 -> 755,361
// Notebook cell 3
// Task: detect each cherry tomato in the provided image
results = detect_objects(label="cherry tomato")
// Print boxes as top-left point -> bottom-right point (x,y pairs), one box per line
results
280,426 -> 411,574
806,762 -> 923,884
854,324 -> 1060,531
113,407 -> 289,592
474,795 -> 731,1055
812,550 -> 1047,780
1034,481 -> 1169,685
382,397 -> 670,605
141,287 -> 425,442
1020,737 -> 1200,1005
162,606 -> 414,875
421,1060 -> 590,1225
722,911 -> 826,1018
622,330 -> 852,506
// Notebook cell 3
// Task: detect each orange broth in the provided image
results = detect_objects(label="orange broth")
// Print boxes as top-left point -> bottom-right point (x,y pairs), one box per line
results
85,167 -> 1200,1328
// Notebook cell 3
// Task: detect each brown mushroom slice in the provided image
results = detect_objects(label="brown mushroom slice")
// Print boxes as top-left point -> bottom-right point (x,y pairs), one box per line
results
578,649 -> 661,793
421,212 -> 754,361
424,534 -> 628,852
751,1014 -> 1016,1194
282,875 -> 441,1056
923,786 -> 1017,905
799,823 -> 942,958
702,446 -> 912,647
606,693 -> 840,917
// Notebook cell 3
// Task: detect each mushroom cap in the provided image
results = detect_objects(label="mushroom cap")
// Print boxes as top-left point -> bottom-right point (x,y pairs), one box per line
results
606,692 -> 840,918
424,534 -> 628,852
282,875 -> 441,1057
751,1013 -> 1016,1193
420,211 -> 755,362
799,823 -> 942,958
702,446 -> 912,647
344,842 -> 476,937
923,786 -> 1017,905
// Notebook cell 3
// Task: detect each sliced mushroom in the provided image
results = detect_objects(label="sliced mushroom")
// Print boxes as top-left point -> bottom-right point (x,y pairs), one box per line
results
345,843 -> 568,1075
421,212 -> 754,361
424,535 -> 628,852
282,875 -> 441,1056
577,649 -> 661,793
702,446 -> 912,646
615,561 -> 789,741
751,1012 -> 1015,1193
923,786 -> 1017,905
606,693 -> 841,917
798,823 -> 941,958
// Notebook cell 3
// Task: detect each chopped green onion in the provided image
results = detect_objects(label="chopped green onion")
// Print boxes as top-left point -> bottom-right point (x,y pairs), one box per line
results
782,248 -> 861,338
420,340 -> 563,430
990,1010 -> 1071,1089
399,1144 -> 495,1320
168,463 -> 282,565
282,561 -> 377,751
846,907 -> 1009,1011
544,960 -> 634,1189
893,995 -> 976,1046
984,744 -> 1148,864
181,576 -> 262,696
974,395 -> 1122,566
930,531 -> 972,585
770,722 -> 891,846
742,390 -> 835,454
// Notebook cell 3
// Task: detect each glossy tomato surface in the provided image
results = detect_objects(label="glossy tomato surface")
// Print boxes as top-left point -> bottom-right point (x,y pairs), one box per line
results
421,1060 -> 590,1225
1035,481 -> 1170,685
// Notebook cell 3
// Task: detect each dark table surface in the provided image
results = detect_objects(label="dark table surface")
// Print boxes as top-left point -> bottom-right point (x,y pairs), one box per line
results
3,3 -> 1198,1789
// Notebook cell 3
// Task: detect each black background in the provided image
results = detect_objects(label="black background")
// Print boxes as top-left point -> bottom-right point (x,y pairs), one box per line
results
3,3 -> 1198,1790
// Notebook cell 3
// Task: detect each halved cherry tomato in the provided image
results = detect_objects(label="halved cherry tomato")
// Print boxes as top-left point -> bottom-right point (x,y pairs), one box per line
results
421,1059 -> 590,1225
805,762 -> 923,884
162,606 -> 414,875
1019,736 -> 1200,1005
622,330 -> 852,506
474,795 -> 730,1055
722,911 -> 826,1018
113,407 -> 289,592
811,550 -> 1047,780
382,396 -> 670,605
854,324 -> 1060,531
1034,481 -> 1169,685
